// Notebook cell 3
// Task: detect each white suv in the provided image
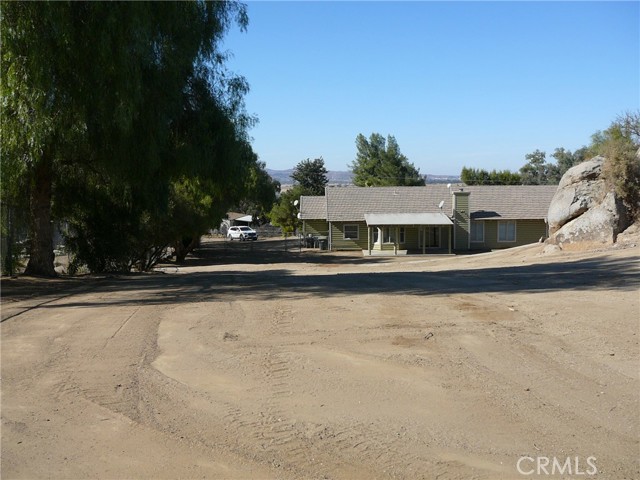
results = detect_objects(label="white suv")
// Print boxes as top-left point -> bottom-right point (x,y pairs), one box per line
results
227,226 -> 258,241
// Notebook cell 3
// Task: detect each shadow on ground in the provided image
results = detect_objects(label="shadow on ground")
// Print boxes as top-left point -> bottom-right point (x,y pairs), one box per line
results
27,253 -> 640,311
174,238 -> 386,267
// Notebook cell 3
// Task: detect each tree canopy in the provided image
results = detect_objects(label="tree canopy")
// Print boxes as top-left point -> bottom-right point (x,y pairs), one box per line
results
350,133 -> 425,187
268,186 -> 303,235
460,167 -> 521,185
234,160 -> 280,225
518,147 -> 590,185
594,111 -> 640,217
267,157 -> 327,236
1,1 -> 266,275
291,157 -> 328,196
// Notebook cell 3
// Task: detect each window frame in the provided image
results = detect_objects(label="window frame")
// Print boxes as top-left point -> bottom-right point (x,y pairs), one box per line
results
382,227 -> 395,244
381,227 -> 405,244
343,224 -> 360,240
497,220 -> 516,243
470,220 -> 485,243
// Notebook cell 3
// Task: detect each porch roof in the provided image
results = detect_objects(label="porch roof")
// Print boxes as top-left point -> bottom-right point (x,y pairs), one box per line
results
364,212 -> 453,226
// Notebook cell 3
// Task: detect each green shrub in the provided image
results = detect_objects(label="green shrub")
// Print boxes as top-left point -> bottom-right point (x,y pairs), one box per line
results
602,138 -> 640,219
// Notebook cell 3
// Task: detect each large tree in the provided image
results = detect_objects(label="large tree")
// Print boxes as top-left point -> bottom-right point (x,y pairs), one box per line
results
234,160 -> 280,225
350,133 -> 425,187
291,157 -> 328,195
1,1 -> 249,275
519,150 -> 561,185
268,186 -> 303,235
551,147 -> 588,177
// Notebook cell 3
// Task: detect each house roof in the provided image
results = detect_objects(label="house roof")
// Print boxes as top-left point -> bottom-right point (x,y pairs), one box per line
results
299,195 -> 327,220
364,212 -> 453,226
468,185 -> 558,220
301,185 -> 558,222
327,186 -> 453,222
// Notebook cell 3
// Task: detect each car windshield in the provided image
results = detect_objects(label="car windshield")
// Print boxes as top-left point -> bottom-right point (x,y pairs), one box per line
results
239,227 -> 252,231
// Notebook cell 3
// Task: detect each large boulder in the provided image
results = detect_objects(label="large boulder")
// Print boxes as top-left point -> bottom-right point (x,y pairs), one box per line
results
547,157 -> 605,234
547,156 -> 631,246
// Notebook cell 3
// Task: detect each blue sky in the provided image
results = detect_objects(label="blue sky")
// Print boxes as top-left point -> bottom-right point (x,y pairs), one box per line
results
223,1 -> 639,175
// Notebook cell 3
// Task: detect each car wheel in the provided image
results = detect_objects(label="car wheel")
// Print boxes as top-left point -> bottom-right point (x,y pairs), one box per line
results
228,235 -> 233,241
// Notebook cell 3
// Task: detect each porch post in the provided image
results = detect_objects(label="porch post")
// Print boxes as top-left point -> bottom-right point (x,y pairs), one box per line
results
368,226 -> 372,256
422,226 -> 425,255
395,226 -> 398,255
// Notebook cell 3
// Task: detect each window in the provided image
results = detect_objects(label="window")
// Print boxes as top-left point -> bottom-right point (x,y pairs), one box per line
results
420,227 -> 440,247
470,221 -> 484,243
383,227 -> 395,243
498,220 -> 516,242
381,227 -> 405,243
344,224 -> 359,240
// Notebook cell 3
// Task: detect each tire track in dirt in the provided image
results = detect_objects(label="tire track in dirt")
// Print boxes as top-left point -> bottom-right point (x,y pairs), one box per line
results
50,306 -> 160,424
240,304 -> 310,470
443,292 -> 638,473
212,300 -> 436,478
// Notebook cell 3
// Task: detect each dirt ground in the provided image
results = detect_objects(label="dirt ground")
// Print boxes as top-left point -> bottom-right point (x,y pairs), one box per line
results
1,237 -> 639,479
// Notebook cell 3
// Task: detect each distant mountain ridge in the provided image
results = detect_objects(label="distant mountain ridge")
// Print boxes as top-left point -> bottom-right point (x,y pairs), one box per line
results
266,169 -> 459,186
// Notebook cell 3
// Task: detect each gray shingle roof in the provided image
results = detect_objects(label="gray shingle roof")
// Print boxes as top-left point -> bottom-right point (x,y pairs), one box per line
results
326,186 -> 453,222
299,195 -> 327,220
300,185 -> 558,222
467,185 -> 558,220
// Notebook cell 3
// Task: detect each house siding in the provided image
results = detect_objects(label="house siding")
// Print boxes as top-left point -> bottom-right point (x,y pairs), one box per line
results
403,227 -> 420,250
303,220 -> 329,237
453,192 -> 470,251
474,219 -> 548,249
330,222 -> 369,250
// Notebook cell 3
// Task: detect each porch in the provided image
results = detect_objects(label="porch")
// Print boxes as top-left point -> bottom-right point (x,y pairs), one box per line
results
362,213 -> 453,256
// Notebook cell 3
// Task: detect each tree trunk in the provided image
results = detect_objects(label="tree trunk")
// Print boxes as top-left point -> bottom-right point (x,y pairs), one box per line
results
24,158 -> 56,277
174,234 -> 200,263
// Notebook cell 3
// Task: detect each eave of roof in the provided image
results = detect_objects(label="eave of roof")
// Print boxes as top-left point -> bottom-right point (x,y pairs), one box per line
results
364,212 -> 453,226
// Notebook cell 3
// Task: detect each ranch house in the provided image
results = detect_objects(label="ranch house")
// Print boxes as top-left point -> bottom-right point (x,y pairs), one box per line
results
299,185 -> 557,255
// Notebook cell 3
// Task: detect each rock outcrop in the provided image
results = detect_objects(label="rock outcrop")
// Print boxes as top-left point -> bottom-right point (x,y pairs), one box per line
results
547,156 -> 631,246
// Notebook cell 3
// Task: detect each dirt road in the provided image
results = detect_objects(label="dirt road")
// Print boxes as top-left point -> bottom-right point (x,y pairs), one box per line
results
2,239 -> 639,479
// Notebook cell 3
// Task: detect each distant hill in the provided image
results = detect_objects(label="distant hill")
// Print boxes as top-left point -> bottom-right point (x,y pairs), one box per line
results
425,174 -> 461,184
267,169 -> 459,186
265,169 -> 294,185
266,168 -> 353,186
